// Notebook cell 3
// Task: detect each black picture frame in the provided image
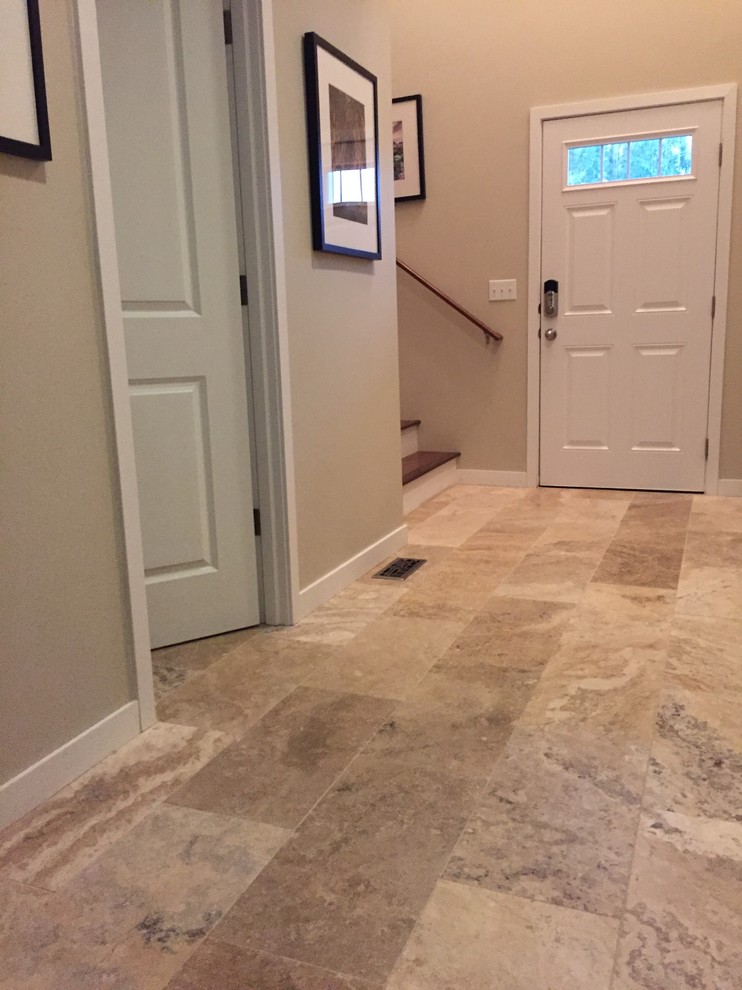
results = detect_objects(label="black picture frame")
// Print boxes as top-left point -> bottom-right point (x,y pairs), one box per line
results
0,0 -> 52,161
393,94 -> 425,201
303,32 -> 381,260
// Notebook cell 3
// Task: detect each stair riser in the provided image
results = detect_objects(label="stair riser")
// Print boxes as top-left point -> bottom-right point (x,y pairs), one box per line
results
402,459 -> 458,514
401,425 -> 419,458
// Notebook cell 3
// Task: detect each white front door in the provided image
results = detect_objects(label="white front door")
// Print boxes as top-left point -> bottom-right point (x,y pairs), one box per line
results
540,100 -> 722,491
97,0 -> 260,647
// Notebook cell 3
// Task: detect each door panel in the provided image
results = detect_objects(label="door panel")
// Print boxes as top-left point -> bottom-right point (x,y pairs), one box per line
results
540,100 -> 722,492
129,380 -> 217,576
98,0 -> 259,647
633,197 -> 689,311
629,345 -> 684,451
565,205 -> 615,314
564,347 -> 612,450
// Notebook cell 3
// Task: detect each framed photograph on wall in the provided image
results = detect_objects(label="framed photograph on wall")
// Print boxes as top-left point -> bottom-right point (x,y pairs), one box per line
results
303,32 -> 381,260
393,94 -> 425,201
0,0 -> 52,161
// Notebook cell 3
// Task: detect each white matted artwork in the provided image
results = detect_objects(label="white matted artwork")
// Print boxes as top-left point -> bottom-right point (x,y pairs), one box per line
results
393,94 -> 425,201
303,32 -> 380,260
0,0 -> 52,160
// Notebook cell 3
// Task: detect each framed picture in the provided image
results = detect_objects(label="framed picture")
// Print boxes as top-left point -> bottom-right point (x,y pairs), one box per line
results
0,0 -> 52,161
393,94 -> 425,201
303,32 -> 381,260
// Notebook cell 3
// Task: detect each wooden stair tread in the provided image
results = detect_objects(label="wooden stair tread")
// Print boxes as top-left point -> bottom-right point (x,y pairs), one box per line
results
401,419 -> 421,431
402,450 -> 460,485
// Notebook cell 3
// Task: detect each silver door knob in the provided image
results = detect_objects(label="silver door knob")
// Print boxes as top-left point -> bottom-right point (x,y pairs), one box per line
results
544,328 -> 557,341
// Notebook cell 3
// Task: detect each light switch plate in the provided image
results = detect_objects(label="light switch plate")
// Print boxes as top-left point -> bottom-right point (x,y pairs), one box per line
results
489,279 -> 517,301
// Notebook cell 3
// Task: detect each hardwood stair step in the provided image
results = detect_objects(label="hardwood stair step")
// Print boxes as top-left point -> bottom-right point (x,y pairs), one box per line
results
401,419 -> 421,432
402,450 -> 460,485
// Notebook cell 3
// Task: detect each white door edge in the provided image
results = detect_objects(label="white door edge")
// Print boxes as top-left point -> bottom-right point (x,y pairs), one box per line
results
230,0 -> 301,624
75,0 -> 155,729
527,83 -> 737,494
74,0 -> 298,728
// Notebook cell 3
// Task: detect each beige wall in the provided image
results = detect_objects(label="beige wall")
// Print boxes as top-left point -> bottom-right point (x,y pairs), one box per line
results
272,0 -> 403,588
0,0 -> 133,784
391,0 -> 742,479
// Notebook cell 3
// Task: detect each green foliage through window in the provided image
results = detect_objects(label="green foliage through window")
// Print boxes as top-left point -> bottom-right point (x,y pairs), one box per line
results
567,134 -> 693,187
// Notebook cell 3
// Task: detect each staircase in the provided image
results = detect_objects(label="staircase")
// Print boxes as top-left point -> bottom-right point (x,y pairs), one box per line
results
401,420 -> 460,514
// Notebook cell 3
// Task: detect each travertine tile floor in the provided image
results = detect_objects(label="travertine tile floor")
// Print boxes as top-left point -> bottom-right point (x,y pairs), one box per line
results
1,485 -> 741,989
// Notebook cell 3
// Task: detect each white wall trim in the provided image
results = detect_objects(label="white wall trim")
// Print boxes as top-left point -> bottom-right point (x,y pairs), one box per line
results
296,525 -> 408,620
457,469 -> 529,488
232,0 -> 300,624
704,85 -> 737,495
0,702 -> 140,832
718,479 -> 742,497
75,0 -> 155,728
526,104 -> 543,489
527,83 -> 737,496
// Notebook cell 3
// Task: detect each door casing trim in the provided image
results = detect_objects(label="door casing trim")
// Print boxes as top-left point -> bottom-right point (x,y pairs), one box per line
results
527,83 -> 737,493
75,0 -> 299,729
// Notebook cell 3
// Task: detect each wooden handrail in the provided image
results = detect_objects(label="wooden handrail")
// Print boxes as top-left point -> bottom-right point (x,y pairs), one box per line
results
396,259 -> 503,343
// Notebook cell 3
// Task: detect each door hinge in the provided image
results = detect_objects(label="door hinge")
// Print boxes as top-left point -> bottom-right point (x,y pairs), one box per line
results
711,295 -> 716,319
705,438 -> 710,461
719,143 -> 723,167
223,9 -> 233,45
239,274 -> 248,306
253,508 -> 261,536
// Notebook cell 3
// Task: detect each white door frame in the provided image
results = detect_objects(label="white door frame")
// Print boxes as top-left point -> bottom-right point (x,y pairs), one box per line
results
74,0 -> 299,729
527,84 -> 737,493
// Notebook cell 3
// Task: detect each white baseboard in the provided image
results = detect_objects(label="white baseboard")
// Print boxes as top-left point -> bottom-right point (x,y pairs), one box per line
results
718,479 -> 742,497
457,469 -> 529,487
0,701 -> 141,832
295,524 -> 408,620
403,460 -> 459,514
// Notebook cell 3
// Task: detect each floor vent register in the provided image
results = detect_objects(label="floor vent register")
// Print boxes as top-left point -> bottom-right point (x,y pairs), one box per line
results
373,557 -> 426,581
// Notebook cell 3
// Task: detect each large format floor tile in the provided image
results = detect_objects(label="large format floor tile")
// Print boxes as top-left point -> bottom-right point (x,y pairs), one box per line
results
446,726 -> 646,918
214,757 -> 479,984
2,485 -> 741,989
675,531 -> 742,618
611,812 -> 742,990
495,539 -> 608,603
360,665 -> 540,780
386,880 -> 619,990
435,596 -> 574,672
156,640 -> 331,739
0,723 -> 229,890
168,687 -> 394,827
165,939 -> 377,990
286,582 -> 408,645
301,615 -> 464,699
152,628 -> 263,702
0,806 -> 288,990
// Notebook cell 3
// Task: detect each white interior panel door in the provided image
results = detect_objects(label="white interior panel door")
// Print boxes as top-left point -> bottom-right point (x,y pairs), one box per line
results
98,0 -> 259,647
540,101 -> 722,491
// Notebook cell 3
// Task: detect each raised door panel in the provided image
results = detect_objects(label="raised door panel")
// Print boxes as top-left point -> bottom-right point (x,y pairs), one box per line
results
629,345 -> 684,452
130,381 -> 216,577
564,204 -> 616,316
100,1 -> 199,312
633,198 -> 690,314
563,347 -> 612,450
